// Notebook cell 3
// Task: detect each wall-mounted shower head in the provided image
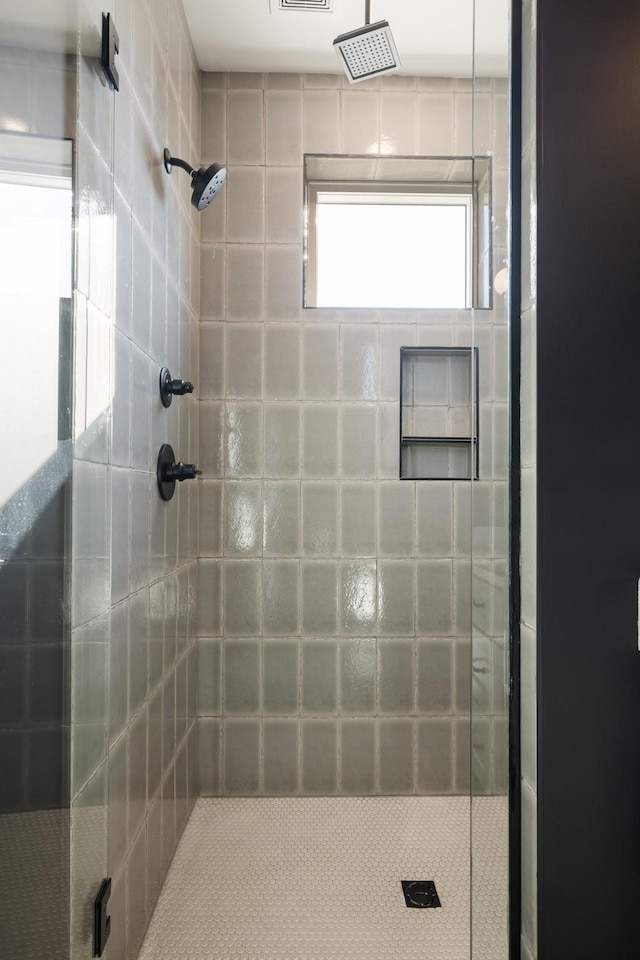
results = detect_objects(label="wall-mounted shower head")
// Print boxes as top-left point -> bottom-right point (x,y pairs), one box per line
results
163,148 -> 227,211
333,0 -> 400,84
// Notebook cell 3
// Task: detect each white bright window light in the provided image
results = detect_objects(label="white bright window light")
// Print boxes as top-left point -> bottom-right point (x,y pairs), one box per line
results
313,191 -> 471,309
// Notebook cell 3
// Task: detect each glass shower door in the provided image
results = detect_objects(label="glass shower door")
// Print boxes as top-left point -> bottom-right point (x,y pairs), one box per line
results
0,3 -> 78,955
470,0 -> 511,957
70,0 -> 115,957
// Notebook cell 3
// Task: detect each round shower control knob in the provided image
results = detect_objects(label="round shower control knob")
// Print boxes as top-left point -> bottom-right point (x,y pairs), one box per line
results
157,444 -> 201,501
159,367 -> 195,407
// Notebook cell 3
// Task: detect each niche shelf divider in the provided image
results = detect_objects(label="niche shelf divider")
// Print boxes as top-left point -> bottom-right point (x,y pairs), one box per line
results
399,346 -> 479,480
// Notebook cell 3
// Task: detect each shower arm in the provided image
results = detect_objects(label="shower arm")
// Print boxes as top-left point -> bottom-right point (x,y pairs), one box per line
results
163,149 -> 195,176
365,0 -> 371,24
168,156 -> 194,175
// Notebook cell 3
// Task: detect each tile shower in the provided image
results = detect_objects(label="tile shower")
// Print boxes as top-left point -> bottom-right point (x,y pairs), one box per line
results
196,70 -> 508,800
0,2 -> 510,959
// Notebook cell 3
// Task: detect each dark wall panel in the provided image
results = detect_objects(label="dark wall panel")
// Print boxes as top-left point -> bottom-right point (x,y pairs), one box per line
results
537,1 -> 640,956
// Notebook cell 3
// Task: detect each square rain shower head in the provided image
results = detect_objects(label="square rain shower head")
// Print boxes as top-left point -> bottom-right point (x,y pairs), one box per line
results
333,20 -> 400,83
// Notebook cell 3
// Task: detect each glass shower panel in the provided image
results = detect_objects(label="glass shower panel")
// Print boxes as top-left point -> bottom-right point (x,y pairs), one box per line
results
0,3 -> 77,955
470,0 -> 511,957
70,1 -> 115,957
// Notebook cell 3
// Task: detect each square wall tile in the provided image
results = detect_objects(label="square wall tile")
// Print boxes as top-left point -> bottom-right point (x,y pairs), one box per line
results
266,90 -> 303,165
263,638 -> 299,714
417,483 -> 453,558
227,245 -> 264,322
379,638 -> 414,715
223,638 -> 261,715
302,482 -> 338,556
201,246 -> 226,321
225,481 -> 263,556
303,325 -> 339,400
303,405 -> 339,478
264,404 -> 301,478
340,638 -> 376,715
198,718 -> 221,795
342,91 -> 379,154
341,483 -> 376,557
303,90 -> 340,153
226,324 -> 263,399
416,560 -> 453,636
377,561 -> 415,637
263,719 -> 299,794
341,326 -> 378,401
417,93 -> 454,154
341,720 -> 376,795
417,638 -> 453,714
380,326 -> 415,401
198,638 -> 222,716
263,482 -> 300,556
340,561 -> 377,637
266,245 -> 304,322
378,483 -> 415,558
227,166 -> 265,243
265,324 -> 301,400
202,88 -> 227,162
302,560 -> 338,636
223,719 -> 261,795
263,560 -> 300,637
341,405 -> 377,479
198,480 -> 223,557
417,718 -> 453,794
380,93 -> 417,154
228,89 -> 264,165
302,639 -> 337,715
378,719 -> 414,794
225,403 -> 263,478
266,167 -> 303,243
454,718 -> 470,793
200,402 -> 224,477
302,719 -> 337,795
378,403 -> 400,479
224,560 -> 261,636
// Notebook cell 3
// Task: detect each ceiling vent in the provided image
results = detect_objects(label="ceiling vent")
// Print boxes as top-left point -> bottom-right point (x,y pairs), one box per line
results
271,0 -> 334,11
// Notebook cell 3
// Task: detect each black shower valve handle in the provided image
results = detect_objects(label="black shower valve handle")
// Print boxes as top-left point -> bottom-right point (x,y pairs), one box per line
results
162,461 -> 202,483
159,366 -> 195,407
168,377 -> 194,396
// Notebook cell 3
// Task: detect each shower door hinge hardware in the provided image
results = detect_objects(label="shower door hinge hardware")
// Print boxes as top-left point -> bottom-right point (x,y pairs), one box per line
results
101,13 -> 120,91
93,877 -> 112,957
159,366 -> 195,407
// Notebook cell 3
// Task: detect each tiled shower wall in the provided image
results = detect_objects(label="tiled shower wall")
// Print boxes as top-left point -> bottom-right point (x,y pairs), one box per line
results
71,2 -> 201,959
521,0 -> 538,956
197,71 -> 508,798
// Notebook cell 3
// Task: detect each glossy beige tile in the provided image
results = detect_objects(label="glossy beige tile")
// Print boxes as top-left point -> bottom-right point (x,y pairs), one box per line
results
266,90 -> 303,165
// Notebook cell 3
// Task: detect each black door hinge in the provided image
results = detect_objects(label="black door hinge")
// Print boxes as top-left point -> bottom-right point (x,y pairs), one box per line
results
101,13 -> 120,91
94,877 -> 112,957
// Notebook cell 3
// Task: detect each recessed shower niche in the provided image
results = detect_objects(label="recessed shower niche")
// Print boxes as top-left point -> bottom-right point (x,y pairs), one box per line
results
399,346 -> 478,480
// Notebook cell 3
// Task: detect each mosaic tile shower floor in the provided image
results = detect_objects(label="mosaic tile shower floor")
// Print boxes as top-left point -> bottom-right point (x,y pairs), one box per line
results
139,796 -> 507,960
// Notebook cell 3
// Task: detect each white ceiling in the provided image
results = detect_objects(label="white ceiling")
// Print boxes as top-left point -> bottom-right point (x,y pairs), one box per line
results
183,0 -> 509,77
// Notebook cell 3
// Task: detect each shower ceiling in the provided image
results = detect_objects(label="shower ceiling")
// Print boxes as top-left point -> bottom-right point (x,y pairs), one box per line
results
182,0 -> 509,76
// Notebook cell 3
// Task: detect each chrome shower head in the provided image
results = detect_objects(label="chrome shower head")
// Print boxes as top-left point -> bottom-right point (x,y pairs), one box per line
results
333,1 -> 400,83
163,148 -> 227,211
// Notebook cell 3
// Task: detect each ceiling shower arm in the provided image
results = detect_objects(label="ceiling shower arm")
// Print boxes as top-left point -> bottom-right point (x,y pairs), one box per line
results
365,0 -> 371,25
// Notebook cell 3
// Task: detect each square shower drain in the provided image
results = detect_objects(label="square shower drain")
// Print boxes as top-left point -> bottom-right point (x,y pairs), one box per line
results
401,880 -> 441,908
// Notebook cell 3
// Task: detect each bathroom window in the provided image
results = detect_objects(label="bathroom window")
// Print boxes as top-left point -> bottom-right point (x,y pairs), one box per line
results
304,154 -> 492,310
308,183 -> 471,309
